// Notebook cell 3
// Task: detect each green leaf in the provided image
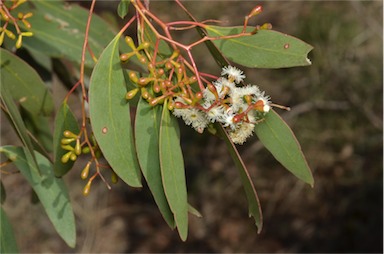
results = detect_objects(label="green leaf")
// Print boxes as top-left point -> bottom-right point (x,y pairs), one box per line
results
89,34 -> 141,187
20,107 -> 53,154
204,25 -> 313,68
188,203 -> 202,218
0,48 -> 54,115
135,97 -> 175,228
254,110 -> 314,186
0,180 -> 6,204
117,0 -> 130,19
0,146 -> 76,248
159,101 -> 188,241
53,101 -> 80,177
0,83 -> 39,174
17,0 -> 117,67
0,207 -> 19,253
215,123 -> 263,233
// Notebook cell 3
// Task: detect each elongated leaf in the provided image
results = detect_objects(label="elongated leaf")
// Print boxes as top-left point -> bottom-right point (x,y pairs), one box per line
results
0,83 -> 39,174
254,110 -> 314,186
89,34 -> 141,187
15,0 -> 117,67
0,207 -> 19,253
159,101 -> 188,241
0,48 -> 54,115
215,123 -> 263,233
117,0 -> 130,19
135,98 -> 175,228
0,146 -> 76,248
204,25 -> 313,68
20,107 -> 53,153
53,101 -> 80,177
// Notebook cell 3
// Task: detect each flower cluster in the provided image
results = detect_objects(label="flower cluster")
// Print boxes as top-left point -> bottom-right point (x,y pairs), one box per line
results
172,66 -> 271,144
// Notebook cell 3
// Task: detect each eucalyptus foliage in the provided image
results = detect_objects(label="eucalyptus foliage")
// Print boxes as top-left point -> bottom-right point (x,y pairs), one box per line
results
0,0 -> 313,249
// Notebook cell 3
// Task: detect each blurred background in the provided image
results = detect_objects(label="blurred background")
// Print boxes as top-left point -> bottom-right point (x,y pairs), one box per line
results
1,1 -> 382,252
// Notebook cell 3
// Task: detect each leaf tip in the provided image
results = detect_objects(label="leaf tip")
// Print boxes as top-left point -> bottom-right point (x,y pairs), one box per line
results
249,212 -> 263,234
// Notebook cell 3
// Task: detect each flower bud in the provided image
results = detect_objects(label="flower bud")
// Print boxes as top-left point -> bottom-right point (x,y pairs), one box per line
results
138,77 -> 152,86
63,130 -> 77,138
167,101 -> 174,111
138,55 -> 147,64
188,76 -> 197,84
4,29 -> 15,40
195,92 -> 203,100
153,83 -> 161,93
149,95 -> 165,107
156,68 -> 164,77
137,41 -> 150,50
82,146 -> 91,154
125,88 -> 139,100
124,36 -> 136,50
249,6 -> 263,17
95,149 -> 102,159
15,35 -> 22,49
165,61 -> 173,70
176,67 -> 183,81
129,71 -> 138,83
69,152 -> 77,161
21,32 -> 33,37
15,0 -> 27,7
233,114 -> 244,123
82,180 -> 92,196
141,87 -> 149,99
81,161 -> 91,180
23,12 -> 33,19
120,53 -> 133,62
74,139 -> 81,155
21,20 -> 32,29
111,171 -> 118,184
0,7 -> 9,21
0,32 -> 4,46
61,151 -> 72,164
61,138 -> 75,145
61,144 -> 74,151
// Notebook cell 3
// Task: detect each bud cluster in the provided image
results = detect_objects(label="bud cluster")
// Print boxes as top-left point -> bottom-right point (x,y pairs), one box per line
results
0,0 -> 34,48
121,38 -> 272,145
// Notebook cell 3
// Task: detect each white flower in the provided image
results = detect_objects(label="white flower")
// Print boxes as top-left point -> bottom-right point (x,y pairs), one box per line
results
236,84 -> 261,97
219,77 -> 236,94
229,122 -> 255,144
212,79 -> 226,98
206,105 -> 225,123
221,65 -> 246,84
203,86 -> 216,104
222,112 -> 237,130
177,108 -> 209,133
230,95 -> 248,113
